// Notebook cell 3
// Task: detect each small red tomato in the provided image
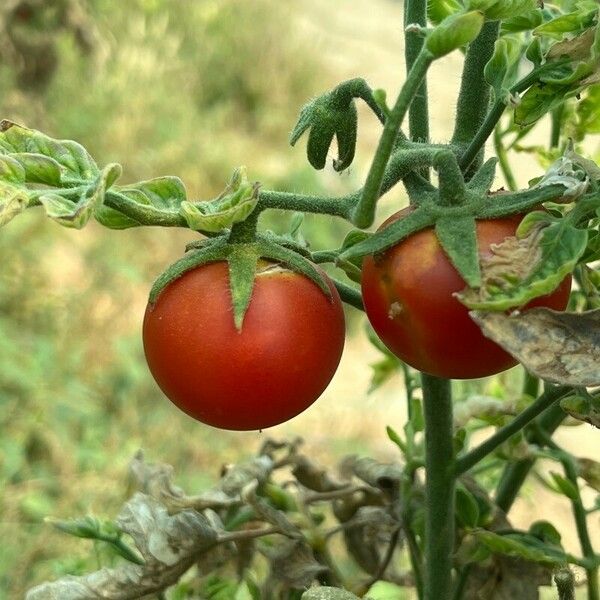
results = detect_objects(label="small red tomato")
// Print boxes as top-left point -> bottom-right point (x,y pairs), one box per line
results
143,261 -> 345,430
361,210 -> 571,379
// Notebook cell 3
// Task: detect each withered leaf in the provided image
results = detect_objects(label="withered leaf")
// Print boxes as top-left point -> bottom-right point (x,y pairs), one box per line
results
470,308 -> 600,386
263,539 -> 327,589
561,393 -> 600,428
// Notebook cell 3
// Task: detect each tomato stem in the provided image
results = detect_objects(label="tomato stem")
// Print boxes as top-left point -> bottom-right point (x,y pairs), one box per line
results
455,385 -> 571,475
451,21 -> 499,171
404,0 -> 429,145
421,373 -> 455,600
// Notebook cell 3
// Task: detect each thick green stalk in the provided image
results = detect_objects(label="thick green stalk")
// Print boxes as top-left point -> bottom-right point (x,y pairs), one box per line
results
421,373 -> 455,600
495,401 -> 567,513
456,385 -> 570,475
354,48 -> 433,228
451,21 -> 499,171
404,0 -> 429,143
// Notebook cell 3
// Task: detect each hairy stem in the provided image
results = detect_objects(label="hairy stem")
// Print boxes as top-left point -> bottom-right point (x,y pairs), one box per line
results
495,400 -> 567,513
422,373 -> 454,600
404,0 -> 429,144
452,21 -> 499,172
456,386 -> 571,475
353,48 -> 433,228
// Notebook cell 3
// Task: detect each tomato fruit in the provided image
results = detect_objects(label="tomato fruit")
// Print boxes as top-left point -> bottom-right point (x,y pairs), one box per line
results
143,261 -> 345,430
361,210 -> 572,379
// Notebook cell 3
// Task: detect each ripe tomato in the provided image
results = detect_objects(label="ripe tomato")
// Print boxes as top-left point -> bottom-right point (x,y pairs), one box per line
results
143,261 -> 345,430
361,210 -> 572,379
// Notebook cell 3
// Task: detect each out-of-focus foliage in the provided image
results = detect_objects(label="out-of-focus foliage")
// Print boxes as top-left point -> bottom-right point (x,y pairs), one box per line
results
0,0 -> 348,595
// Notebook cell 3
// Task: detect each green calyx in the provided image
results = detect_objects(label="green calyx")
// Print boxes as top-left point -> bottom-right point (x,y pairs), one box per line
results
148,236 -> 332,331
340,152 -> 574,291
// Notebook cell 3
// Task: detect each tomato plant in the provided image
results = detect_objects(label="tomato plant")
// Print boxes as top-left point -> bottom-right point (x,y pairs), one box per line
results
143,261 -> 345,430
362,210 -> 572,379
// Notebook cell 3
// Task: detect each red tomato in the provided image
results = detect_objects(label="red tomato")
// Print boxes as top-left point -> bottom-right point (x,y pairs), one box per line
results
143,261 -> 345,430
361,210 -> 571,379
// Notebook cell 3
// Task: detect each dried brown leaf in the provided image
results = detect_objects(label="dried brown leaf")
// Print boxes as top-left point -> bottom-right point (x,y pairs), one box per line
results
471,308 -> 600,386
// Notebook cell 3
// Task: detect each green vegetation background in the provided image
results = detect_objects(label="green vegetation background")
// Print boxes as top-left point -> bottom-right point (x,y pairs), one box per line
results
0,1 -> 360,595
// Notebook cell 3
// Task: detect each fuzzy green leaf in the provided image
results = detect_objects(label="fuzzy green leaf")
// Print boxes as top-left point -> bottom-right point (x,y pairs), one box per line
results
533,10 -> 597,40
0,120 -> 98,180
467,0 -> 538,22
427,0 -> 463,25
460,220 -> 585,310
485,37 -> 522,97
435,216 -> 481,287
181,169 -> 259,233
455,483 -> 480,528
227,246 -> 260,330
501,10 -> 544,34
515,82 -> 573,127
427,11 -> 486,58
10,153 -> 62,185
118,176 -> 186,211
467,158 -> 498,194
94,205 -> 141,229
39,163 -> 121,229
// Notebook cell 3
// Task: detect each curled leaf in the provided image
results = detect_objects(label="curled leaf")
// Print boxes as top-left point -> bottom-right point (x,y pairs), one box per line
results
560,394 -> 600,428
470,308 -> 600,386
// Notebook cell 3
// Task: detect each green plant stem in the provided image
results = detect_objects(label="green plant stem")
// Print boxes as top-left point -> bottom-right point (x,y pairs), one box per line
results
522,371 -> 540,399
404,0 -> 429,143
550,103 -> 565,149
405,525 -> 424,599
495,401 -> 567,513
493,127 -> 518,192
451,21 -> 499,172
330,277 -> 364,311
459,59 -> 570,172
421,373 -> 454,600
536,430 -> 599,600
451,564 -> 472,600
456,385 -> 570,475
353,48 -> 433,228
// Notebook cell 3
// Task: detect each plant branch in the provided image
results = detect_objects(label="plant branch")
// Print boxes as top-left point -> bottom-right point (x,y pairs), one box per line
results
456,385 -> 571,475
404,0 -> 429,144
452,21 -> 499,172
493,127 -> 518,192
421,373 -> 454,600
353,48 -> 434,228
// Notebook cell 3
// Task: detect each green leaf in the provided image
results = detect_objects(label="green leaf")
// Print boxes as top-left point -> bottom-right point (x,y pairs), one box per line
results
427,11 -> 486,58
467,0 -> 538,22
435,216 -> 482,287
0,120 -> 98,180
118,175 -> 187,211
473,530 -> 571,566
455,483 -> 480,528
181,168 -> 259,233
501,10 -> 544,34
485,37 -> 522,97
410,397 -> 425,432
369,355 -> 401,393
529,520 -> 562,546
94,205 -> 141,229
534,10 -> 597,40
560,393 -> 600,428
363,581 -> 406,599
459,219 -> 586,310
550,472 -> 579,500
515,82 -> 573,127
467,158 -> 498,194
39,163 -> 121,229
0,155 -> 26,183
428,0 -> 463,26
386,426 -> 407,453
10,153 -> 62,185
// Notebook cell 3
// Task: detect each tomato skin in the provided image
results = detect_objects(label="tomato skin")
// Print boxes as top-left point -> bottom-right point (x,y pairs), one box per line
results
143,261 -> 345,430
361,210 -> 572,380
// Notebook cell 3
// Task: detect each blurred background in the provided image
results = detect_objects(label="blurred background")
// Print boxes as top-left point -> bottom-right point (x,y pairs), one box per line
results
0,0 -> 598,597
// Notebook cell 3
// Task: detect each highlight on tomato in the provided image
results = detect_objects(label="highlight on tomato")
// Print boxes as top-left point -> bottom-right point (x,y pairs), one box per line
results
143,261 -> 346,430
361,210 -> 572,380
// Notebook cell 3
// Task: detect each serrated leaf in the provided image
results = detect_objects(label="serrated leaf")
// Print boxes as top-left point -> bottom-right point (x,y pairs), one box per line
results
459,221 -> 584,310
39,163 -> 121,229
470,308 -> 600,386
0,120 -> 98,180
